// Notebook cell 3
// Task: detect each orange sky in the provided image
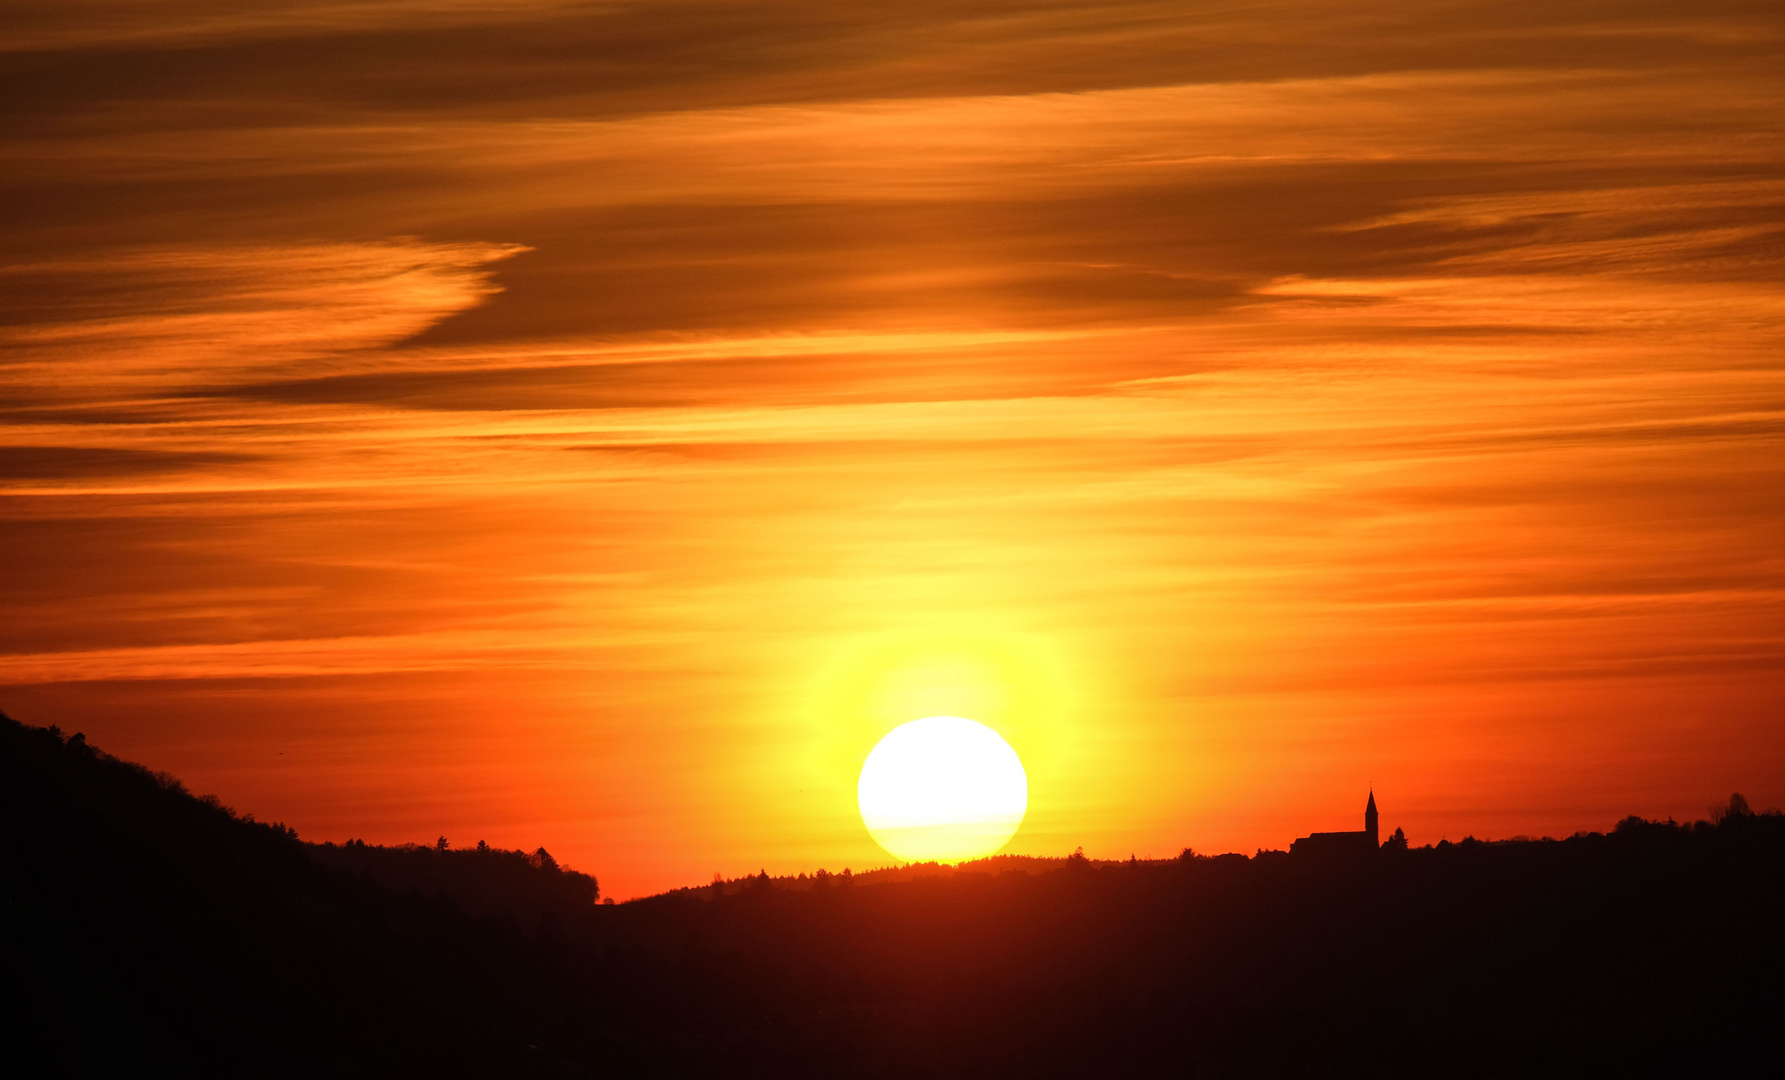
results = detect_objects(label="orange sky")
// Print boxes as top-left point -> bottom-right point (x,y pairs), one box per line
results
3,1 -> 1782,897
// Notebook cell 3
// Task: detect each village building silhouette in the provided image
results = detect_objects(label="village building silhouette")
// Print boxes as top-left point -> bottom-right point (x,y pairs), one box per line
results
1290,790 -> 1379,855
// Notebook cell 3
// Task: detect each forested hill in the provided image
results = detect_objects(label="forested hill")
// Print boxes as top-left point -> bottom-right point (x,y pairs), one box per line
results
308,838 -> 599,928
0,713 -> 623,1077
5,711 -> 1782,1077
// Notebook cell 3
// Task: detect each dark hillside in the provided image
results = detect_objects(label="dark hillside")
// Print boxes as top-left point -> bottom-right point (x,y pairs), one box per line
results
0,713 -> 628,1078
310,838 -> 599,929
4,711 -> 1781,1077
594,814 -> 1784,1077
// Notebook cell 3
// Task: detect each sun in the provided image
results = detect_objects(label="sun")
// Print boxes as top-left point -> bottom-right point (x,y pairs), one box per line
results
857,716 -> 1028,863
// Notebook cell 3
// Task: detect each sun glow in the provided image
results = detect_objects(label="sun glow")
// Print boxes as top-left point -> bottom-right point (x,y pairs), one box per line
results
857,716 -> 1028,863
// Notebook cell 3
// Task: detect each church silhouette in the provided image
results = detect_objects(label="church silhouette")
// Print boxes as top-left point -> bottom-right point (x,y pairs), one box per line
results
1290,790 -> 1379,855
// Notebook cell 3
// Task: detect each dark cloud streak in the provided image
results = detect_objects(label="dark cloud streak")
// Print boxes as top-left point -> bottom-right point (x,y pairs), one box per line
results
0,445 -> 256,479
5,1 -> 1780,133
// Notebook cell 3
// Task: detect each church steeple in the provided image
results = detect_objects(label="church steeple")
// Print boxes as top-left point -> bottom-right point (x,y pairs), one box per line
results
1365,790 -> 1379,848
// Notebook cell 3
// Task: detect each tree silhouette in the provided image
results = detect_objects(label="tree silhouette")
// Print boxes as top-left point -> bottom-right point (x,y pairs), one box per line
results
1713,792 -> 1753,822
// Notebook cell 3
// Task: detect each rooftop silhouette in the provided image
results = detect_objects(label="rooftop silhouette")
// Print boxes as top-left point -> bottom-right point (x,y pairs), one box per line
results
1291,789 -> 1382,857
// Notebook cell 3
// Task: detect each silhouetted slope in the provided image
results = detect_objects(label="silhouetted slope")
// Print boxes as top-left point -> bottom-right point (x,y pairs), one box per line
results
5,711 -> 1781,1078
310,839 -> 598,928
0,714 -> 629,1078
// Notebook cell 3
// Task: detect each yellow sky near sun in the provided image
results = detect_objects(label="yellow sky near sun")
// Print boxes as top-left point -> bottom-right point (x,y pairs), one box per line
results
2,0 -> 1782,896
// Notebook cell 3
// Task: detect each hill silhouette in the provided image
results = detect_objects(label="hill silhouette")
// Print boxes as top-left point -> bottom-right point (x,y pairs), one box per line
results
4,711 -> 1781,1077
0,713 -> 628,1077
309,837 -> 599,929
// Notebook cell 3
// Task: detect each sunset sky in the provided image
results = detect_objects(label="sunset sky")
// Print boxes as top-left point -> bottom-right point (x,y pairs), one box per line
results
3,0 -> 1782,898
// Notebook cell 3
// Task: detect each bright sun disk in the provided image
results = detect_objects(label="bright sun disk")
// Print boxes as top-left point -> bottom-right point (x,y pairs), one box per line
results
857,716 -> 1028,863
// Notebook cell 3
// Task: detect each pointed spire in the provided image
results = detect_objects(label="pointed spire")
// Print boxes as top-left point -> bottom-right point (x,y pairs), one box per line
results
1366,789 -> 1377,813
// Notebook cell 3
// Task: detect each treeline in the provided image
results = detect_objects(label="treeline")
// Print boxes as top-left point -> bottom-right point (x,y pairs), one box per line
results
5,710 -> 1781,1077
310,837 -> 599,928
694,850 -> 1135,897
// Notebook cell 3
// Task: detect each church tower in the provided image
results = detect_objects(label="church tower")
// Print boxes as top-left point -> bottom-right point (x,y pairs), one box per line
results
1365,790 -> 1379,848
